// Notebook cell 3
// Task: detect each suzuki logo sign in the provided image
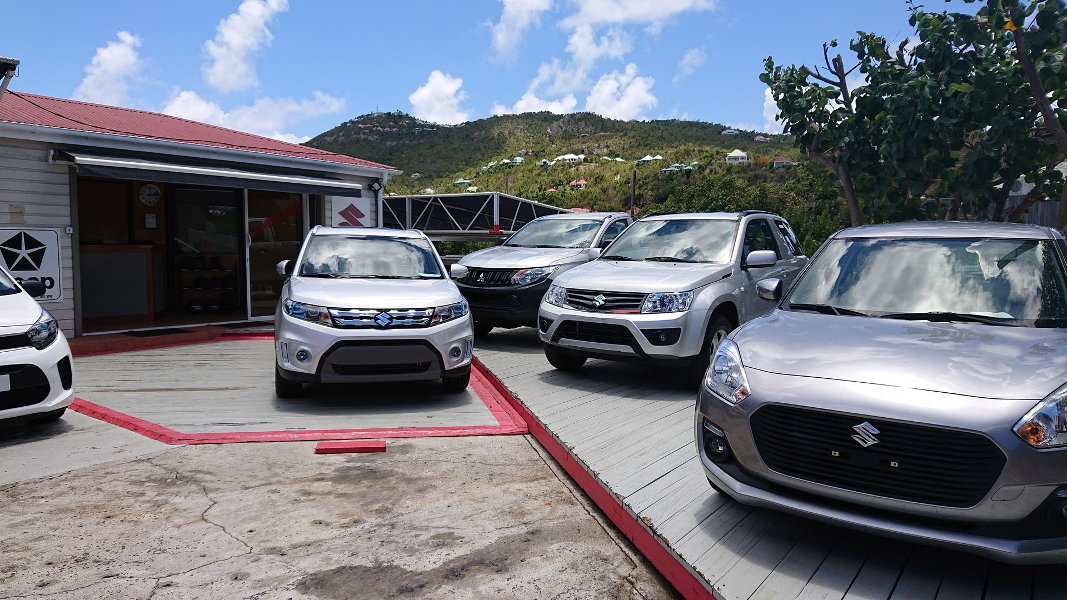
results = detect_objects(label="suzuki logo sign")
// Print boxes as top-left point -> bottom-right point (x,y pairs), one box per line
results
0,228 -> 63,302
851,421 -> 881,447
332,196 -> 372,227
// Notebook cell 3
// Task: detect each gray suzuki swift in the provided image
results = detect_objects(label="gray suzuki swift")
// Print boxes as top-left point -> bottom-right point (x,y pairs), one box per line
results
696,221 -> 1067,563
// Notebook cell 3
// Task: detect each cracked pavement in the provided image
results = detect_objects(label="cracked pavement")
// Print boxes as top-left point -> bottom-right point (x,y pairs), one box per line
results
0,427 -> 677,599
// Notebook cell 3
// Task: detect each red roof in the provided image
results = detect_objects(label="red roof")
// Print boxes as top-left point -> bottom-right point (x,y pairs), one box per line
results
0,91 -> 395,170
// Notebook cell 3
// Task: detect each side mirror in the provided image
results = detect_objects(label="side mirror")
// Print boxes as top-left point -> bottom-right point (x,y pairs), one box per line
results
21,279 -> 45,298
276,260 -> 294,277
496,236 -> 509,246
744,250 -> 777,269
756,278 -> 783,302
586,248 -> 602,260
597,237 -> 614,248
450,264 -> 469,279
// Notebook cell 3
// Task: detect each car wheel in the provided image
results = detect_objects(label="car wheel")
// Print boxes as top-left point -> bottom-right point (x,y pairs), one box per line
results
442,369 -> 471,392
33,407 -> 66,423
685,315 -> 734,386
275,367 -> 303,398
473,320 -> 494,338
544,343 -> 587,371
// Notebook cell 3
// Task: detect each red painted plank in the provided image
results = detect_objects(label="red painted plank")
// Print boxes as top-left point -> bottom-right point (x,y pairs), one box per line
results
315,440 -> 386,454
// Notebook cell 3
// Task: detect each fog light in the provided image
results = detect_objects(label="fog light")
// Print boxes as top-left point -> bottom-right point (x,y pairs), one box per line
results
702,419 -> 732,463
449,346 -> 462,359
538,317 -> 553,333
295,349 -> 311,362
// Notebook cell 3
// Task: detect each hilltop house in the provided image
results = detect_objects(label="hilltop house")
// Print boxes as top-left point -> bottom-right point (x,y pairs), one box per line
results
722,129 -> 739,135
726,149 -> 749,163
569,179 -> 587,189
773,157 -> 797,168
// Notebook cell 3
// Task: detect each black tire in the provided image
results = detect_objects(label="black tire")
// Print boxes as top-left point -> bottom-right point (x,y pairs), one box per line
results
275,367 -> 303,398
544,344 -> 587,371
685,314 -> 734,387
473,320 -> 494,338
33,407 -> 66,423
442,369 -> 471,392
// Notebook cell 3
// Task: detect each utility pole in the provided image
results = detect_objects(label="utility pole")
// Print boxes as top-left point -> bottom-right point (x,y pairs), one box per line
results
629,167 -> 636,216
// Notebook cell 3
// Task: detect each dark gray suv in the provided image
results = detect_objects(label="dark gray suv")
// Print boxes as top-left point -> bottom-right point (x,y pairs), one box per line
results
696,221 -> 1067,563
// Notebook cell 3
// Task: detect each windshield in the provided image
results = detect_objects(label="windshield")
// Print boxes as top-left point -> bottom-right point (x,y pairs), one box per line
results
298,235 -> 444,279
601,219 -> 737,263
787,237 -> 1067,327
505,219 -> 603,248
0,267 -> 19,297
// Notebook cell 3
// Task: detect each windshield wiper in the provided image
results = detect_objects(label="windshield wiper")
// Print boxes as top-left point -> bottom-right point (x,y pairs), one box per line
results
645,256 -> 698,263
788,303 -> 869,316
300,273 -> 343,278
600,254 -> 636,261
879,311 -> 1018,326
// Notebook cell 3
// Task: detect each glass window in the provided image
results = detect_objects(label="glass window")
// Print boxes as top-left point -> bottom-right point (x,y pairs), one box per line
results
0,267 -> 19,297
743,220 -> 780,258
787,237 -> 1067,327
600,219 -> 629,244
505,219 -> 604,248
774,220 -> 804,256
601,219 -> 737,263
299,235 -> 443,279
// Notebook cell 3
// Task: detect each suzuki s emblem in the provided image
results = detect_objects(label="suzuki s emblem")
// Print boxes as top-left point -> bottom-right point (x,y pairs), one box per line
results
851,421 -> 881,447
592,294 -> 607,308
374,312 -> 394,327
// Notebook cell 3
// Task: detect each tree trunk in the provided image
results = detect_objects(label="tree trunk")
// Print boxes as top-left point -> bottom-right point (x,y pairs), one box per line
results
838,167 -> 863,227
1058,184 -> 1067,233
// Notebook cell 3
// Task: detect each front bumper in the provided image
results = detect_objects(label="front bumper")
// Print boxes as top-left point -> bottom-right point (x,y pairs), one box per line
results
537,301 -> 704,360
275,312 -> 473,384
0,334 -> 75,421
456,279 -> 550,327
695,367 -> 1067,563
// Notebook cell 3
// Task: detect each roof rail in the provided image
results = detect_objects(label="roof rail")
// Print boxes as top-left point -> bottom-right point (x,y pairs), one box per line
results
738,209 -> 776,216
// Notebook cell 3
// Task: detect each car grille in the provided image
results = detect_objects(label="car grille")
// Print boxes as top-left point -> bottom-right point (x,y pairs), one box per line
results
461,268 -> 517,287
750,404 -> 1006,508
553,320 -> 639,349
0,364 -> 50,410
0,333 -> 29,351
329,308 -> 434,328
332,362 -> 431,376
565,289 -> 646,312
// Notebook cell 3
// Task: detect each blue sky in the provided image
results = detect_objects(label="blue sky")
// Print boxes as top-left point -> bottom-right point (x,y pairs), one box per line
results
5,1 -> 924,142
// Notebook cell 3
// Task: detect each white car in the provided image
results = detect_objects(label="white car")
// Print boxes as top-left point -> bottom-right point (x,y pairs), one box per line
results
274,226 -> 474,397
0,265 -> 73,423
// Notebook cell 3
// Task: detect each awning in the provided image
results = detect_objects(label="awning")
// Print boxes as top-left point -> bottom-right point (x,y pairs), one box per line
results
63,152 -> 362,197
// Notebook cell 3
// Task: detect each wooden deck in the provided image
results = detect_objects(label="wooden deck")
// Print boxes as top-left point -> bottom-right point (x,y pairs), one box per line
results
475,329 -> 1058,600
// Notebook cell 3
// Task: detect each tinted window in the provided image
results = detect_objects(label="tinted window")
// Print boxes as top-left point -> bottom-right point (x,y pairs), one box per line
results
600,220 -> 629,244
299,235 -> 443,279
505,219 -> 604,248
0,267 -> 19,297
788,238 -> 1067,327
744,220 -> 780,258
774,220 -> 804,256
601,219 -> 737,263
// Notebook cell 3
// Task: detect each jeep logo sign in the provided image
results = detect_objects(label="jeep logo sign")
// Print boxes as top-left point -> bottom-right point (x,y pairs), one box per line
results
0,228 -> 63,302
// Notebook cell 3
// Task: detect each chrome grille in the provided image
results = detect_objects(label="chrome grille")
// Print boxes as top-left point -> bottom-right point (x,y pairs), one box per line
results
565,289 -> 646,312
330,308 -> 434,328
462,268 -> 517,287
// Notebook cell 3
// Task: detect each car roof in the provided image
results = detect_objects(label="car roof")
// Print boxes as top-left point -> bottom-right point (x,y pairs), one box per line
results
535,212 -> 629,220
639,212 -> 772,221
308,226 -> 428,240
836,221 -> 1056,240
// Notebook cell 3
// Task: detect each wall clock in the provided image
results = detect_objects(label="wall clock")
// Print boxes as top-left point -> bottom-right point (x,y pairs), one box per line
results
139,183 -> 162,207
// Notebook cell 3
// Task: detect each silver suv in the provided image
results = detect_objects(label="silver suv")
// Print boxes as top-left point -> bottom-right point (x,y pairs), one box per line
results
538,211 -> 806,384
697,221 -> 1067,563
453,212 -> 631,336
274,226 -> 473,396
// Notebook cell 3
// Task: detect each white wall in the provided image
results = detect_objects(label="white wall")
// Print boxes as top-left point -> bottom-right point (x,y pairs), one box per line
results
0,139 -> 75,335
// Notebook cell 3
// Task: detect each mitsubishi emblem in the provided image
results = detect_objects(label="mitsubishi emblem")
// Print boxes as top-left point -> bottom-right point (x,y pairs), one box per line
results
851,421 -> 881,447
373,312 -> 394,327
592,294 -> 607,308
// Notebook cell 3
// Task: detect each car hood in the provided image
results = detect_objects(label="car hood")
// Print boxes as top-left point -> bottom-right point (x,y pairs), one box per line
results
734,310 -> 1067,400
0,292 -> 42,329
287,277 -> 463,309
554,260 -> 732,292
459,246 -> 588,269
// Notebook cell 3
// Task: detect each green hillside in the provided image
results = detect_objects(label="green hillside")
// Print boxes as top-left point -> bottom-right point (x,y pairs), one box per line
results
304,111 -> 846,253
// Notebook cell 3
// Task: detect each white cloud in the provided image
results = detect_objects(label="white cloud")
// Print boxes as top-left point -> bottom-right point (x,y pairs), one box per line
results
491,0 -> 552,58
203,0 -> 289,93
584,64 -> 656,120
408,71 -> 470,125
560,0 -> 717,29
762,87 -> 784,134
492,92 -> 578,115
73,31 -> 143,105
162,89 -> 345,142
673,47 -> 705,85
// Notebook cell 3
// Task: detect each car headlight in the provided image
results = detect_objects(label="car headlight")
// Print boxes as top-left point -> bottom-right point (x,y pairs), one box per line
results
545,283 -> 568,307
283,298 -> 334,326
511,267 -> 555,286
641,291 -> 694,313
432,299 -> 469,325
1015,383 -> 1067,448
27,310 -> 59,350
703,339 -> 750,404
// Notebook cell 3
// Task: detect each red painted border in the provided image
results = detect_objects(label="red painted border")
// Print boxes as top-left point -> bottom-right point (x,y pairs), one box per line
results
471,356 -> 719,600
315,440 -> 387,454
70,334 -> 527,444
